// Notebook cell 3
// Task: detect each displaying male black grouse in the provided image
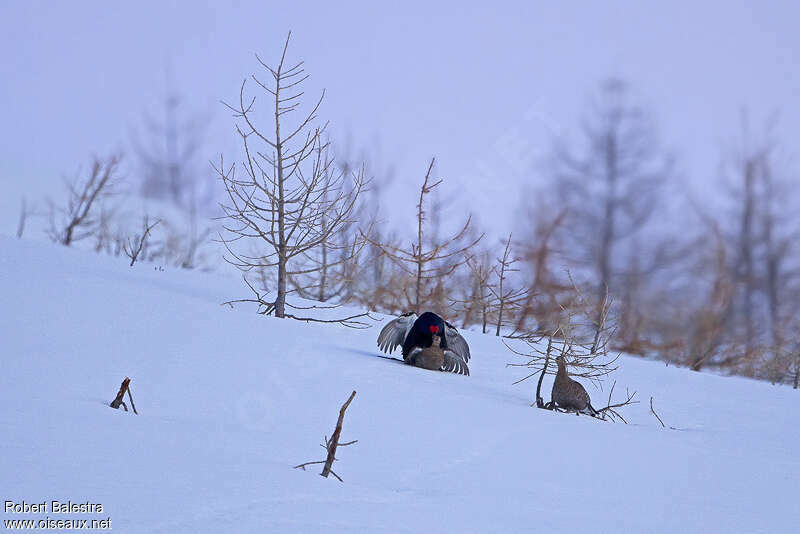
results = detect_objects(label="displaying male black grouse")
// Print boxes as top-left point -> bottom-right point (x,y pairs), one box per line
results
377,312 -> 471,375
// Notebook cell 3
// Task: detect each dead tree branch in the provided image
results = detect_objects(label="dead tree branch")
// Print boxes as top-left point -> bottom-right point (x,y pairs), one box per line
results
17,197 -> 36,239
321,391 -> 357,479
362,158 -> 482,314
594,381 -> 638,423
294,390 -> 357,482
650,396 -> 666,428
284,312 -> 375,329
49,155 -> 120,246
109,377 -> 138,414
123,216 -> 160,266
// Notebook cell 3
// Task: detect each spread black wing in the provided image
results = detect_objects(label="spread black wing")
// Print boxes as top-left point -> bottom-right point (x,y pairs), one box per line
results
444,321 -> 471,363
441,349 -> 470,375
377,313 -> 417,355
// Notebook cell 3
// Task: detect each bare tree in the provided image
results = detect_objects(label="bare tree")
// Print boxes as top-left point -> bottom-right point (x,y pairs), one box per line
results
132,83 -> 216,269
514,206 -> 568,335
713,113 -> 798,379
91,205 -> 118,255
123,216 -> 160,266
613,231 -> 691,356
685,222 -> 736,371
364,158 -> 482,314
548,79 -> 672,331
734,116 -> 799,375
353,229 -> 408,314
327,141 -> 401,312
48,155 -> 120,246
659,112 -> 800,384
476,234 -> 529,336
216,33 -> 368,320
726,119 -> 764,362
489,233 -> 530,336
133,84 -> 214,212
454,249 -> 494,332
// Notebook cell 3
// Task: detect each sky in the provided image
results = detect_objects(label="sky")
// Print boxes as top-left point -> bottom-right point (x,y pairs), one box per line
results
1,0 -> 798,238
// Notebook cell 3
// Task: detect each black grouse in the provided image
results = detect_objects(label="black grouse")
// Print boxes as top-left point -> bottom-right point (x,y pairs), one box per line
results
377,312 -> 470,375
551,354 -> 598,416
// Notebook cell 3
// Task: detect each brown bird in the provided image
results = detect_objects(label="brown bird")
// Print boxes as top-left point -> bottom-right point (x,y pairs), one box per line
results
407,334 -> 470,375
551,355 -> 598,416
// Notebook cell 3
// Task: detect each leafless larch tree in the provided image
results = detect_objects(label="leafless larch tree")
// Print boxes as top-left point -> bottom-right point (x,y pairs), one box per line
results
132,86 -> 216,269
122,216 -> 160,267
514,206 -> 569,336
48,155 -> 120,247
687,113 -> 800,381
216,33 -> 369,325
489,233 -> 530,336
452,249 -> 494,332
548,79 -> 672,337
364,158 -> 482,315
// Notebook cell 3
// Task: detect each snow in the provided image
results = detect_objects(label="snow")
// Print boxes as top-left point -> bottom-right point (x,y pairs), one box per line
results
1,235 -> 798,533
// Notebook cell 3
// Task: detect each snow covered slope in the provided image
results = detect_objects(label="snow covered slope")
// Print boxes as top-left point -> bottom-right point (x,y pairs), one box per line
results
1,236 -> 798,533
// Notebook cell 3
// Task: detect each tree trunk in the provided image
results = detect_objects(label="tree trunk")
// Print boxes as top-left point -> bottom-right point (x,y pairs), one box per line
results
594,127 -> 617,351
495,266 -> 504,337
274,60 -> 287,318
739,158 -> 756,362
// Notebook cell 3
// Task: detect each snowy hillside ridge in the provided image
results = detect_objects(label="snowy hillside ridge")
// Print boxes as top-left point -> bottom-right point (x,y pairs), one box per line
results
1,236 -> 798,533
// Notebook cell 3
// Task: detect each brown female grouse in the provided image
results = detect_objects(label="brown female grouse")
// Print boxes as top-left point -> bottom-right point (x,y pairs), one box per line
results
405,334 -> 470,374
411,334 -> 446,370
551,355 -> 598,416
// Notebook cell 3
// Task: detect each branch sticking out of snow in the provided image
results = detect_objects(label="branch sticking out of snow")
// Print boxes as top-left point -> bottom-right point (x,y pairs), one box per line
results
109,377 -> 138,415
294,390 -> 357,482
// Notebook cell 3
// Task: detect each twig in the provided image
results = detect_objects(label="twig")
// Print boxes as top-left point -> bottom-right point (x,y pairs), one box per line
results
284,312 -> 375,329
286,301 -> 342,310
293,460 -> 326,470
650,396 -> 665,428
294,390 -> 358,482
109,377 -> 136,414
534,337 -> 552,407
594,381 -> 638,423
321,390 -> 356,479
17,198 -> 29,239
123,216 -> 160,266
127,385 -> 138,415
224,275 -> 372,327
